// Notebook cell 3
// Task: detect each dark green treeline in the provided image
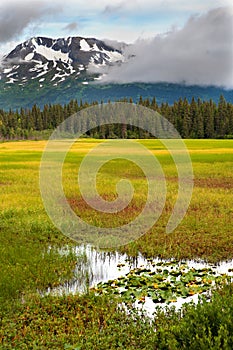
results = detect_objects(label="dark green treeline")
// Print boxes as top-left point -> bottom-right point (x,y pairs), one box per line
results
0,95 -> 233,140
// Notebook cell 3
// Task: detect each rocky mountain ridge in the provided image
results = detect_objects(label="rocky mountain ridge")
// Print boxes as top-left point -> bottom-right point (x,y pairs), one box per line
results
0,36 -> 126,87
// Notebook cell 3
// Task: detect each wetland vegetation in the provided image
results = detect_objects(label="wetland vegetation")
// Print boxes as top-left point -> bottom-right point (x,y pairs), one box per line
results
0,139 -> 233,349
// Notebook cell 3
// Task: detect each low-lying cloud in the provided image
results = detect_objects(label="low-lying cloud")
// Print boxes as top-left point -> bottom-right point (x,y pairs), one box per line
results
98,7 -> 233,88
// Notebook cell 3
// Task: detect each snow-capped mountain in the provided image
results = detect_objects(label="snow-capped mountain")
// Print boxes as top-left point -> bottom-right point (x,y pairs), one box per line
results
0,36 -> 126,87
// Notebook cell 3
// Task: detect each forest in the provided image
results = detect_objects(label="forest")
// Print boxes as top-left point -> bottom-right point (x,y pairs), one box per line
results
0,95 -> 233,140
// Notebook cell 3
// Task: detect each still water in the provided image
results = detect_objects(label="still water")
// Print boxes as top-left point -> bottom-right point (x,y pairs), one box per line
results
46,245 -> 233,317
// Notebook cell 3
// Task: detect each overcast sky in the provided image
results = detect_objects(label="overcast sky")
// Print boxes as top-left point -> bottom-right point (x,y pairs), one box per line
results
0,0 -> 232,87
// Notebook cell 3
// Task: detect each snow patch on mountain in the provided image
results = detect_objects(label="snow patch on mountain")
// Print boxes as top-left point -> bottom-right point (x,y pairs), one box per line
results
25,53 -> 34,61
32,38 -> 71,63
80,39 -> 91,52
3,67 -> 13,74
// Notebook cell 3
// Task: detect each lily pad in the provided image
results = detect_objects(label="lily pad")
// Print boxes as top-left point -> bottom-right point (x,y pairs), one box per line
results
94,260 -> 232,305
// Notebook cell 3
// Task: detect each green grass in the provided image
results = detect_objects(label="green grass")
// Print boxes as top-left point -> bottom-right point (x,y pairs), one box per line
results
1,285 -> 233,349
60,139 -> 233,261
0,141 -> 79,310
0,139 -> 233,348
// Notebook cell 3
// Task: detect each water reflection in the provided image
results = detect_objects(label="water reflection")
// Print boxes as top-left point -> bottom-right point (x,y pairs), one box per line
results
53,245 -> 152,294
49,244 -> 233,298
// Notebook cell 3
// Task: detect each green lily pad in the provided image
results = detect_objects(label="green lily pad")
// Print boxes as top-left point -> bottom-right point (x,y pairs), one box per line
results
94,260 -> 231,305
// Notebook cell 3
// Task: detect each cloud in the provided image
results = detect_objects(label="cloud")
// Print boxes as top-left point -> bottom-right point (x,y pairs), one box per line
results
63,22 -> 79,32
102,3 -> 125,16
0,1 -> 59,43
97,7 -> 233,88
102,38 -> 127,51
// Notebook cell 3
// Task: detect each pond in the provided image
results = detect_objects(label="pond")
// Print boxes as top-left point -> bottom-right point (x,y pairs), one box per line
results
47,245 -> 233,317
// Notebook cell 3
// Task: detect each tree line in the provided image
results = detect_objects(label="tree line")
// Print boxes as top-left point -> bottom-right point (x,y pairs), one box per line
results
0,95 -> 233,140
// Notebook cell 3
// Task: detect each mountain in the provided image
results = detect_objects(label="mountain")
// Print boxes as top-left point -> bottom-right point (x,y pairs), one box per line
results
0,36 -> 233,110
0,36 -> 125,87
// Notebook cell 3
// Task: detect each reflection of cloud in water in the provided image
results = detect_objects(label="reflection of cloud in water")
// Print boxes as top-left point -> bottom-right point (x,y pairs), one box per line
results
46,245 -> 233,317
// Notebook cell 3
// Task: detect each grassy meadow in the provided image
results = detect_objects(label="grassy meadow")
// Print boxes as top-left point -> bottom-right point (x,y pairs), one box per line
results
0,139 -> 233,348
